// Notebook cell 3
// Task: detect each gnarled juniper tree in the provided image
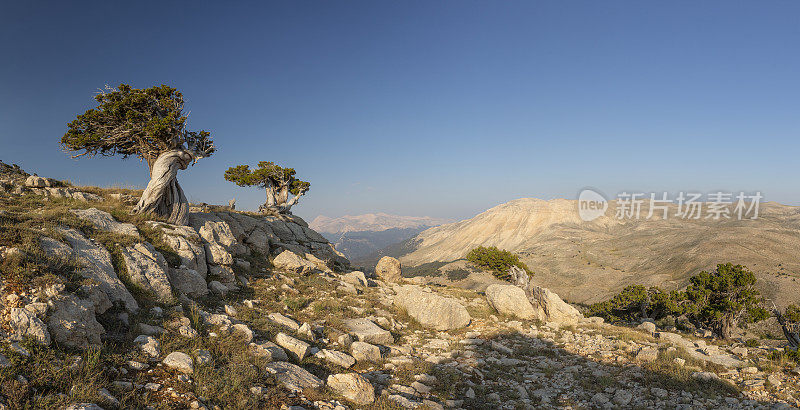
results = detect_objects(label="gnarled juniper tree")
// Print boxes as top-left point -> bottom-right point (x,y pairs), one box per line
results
224,162 -> 310,214
61,84 -> 214,225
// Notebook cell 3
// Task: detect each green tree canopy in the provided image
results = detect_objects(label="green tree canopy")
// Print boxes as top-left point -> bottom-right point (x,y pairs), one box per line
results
466,246 -> 532,281
61,84 -> 214,168
224,162 -> 310,214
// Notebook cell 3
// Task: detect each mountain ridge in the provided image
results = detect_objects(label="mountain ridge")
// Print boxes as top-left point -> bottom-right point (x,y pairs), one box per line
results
397,197 -> 800,307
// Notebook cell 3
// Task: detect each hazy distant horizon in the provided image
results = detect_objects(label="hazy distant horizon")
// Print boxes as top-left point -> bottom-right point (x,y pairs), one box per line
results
2,1 -> 798,222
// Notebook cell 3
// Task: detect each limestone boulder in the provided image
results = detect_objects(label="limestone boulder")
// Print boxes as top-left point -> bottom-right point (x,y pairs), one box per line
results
148,221 -> 207,277
394,285 -> 470,330
530,285 -> 583,325
70,208 -> 139,237
163,352 -> 193,374
485,284 -> 545,321
58,228 -> 138,312
272,250 -> 317,274
9,308 -> 51,345
265,361 -> 323,392
47,294 -> 104,348
327,373 -> 375,405
375,256 -> 402,283
120,243 -> 174,303
343,318 -> 393,345
168,267 -> 208,298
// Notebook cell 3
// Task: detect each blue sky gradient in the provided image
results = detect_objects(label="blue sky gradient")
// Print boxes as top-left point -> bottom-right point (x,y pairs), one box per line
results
1,1 -> 798,221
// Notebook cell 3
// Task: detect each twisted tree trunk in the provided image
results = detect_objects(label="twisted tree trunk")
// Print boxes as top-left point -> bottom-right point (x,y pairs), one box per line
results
132,149 -> 193,225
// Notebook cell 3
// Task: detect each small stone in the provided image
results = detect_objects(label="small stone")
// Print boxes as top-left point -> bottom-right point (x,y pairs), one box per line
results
134,335 -> 160,358
637,321 -> 657,334
224,305 -> 237,316
195,349 -> 212,365
144,383 -> 161,391
275,332 -> 310,361
163,352 -> 193,374
613,389 -> 632,405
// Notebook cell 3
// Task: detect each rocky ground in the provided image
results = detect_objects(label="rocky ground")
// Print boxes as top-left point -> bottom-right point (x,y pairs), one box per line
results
0,164 -> 798,409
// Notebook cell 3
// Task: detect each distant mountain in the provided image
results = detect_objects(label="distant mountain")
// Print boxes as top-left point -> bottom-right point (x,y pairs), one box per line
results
395,198 -> 800,308
310,213 -> 452,261
310,213 -> 451,234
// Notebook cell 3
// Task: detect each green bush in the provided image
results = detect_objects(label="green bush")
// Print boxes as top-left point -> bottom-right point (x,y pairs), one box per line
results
785,304 -> 800,323
465,246 -> 532,281
587,263 -> 769,338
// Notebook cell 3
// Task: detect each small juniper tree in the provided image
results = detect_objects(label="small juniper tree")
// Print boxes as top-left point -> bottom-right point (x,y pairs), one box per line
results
682,263 -> 768,338
465,246 -> 532,281
224,162 -> 310,214
61,84 -> 214,225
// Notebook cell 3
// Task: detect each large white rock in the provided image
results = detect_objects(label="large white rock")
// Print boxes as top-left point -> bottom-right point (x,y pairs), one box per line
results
149,222 -> 208,277
272,250 -> 317,274
394,285 -> 471,330
58,228 -> 139,312
120,242 -> 174,303
25,175 -> 48,187
530,285 -> 583,324
343,318 -> 394,345
266,361 -> 323,392
47,294 -> 104,348
327,373 -> 375,405
375,256 -> 402,283
71,208 -> 139,237
485,284 -> 544,321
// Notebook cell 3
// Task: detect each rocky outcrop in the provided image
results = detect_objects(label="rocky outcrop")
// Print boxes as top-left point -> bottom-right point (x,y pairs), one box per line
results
71,208 -> 139,237
47,294 -> 104,348
394,285 -> 471,330
485,284 -> 544,321
272,250 -> 318,274
9,307 -> 51,345
529,285 -> 583,325
57,228 -> 139,312
375,256 -> 402,283
120,243 -> 174,303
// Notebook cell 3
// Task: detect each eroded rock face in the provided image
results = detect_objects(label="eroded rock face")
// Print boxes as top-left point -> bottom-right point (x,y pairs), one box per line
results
57,228 -> 139,313
272,250 -> 317,274
120,243 -> 174,303
394,285 -> 471,330
530,285 -> 583,325
375,256 -> 402,283
327,373 -> 375,405
147,221 -> 207,277
71,208 -> 139,237
9,308 -> 51,345
47,294 -> 104,348
485,284 -> 544,321
167,268 -> 208,298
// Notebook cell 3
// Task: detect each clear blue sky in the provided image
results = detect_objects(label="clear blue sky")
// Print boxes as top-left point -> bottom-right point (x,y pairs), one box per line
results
1,1 -> 798,221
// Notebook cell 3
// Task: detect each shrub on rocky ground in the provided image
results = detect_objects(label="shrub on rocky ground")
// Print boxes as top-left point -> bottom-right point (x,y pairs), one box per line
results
465,246 -> 532,281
